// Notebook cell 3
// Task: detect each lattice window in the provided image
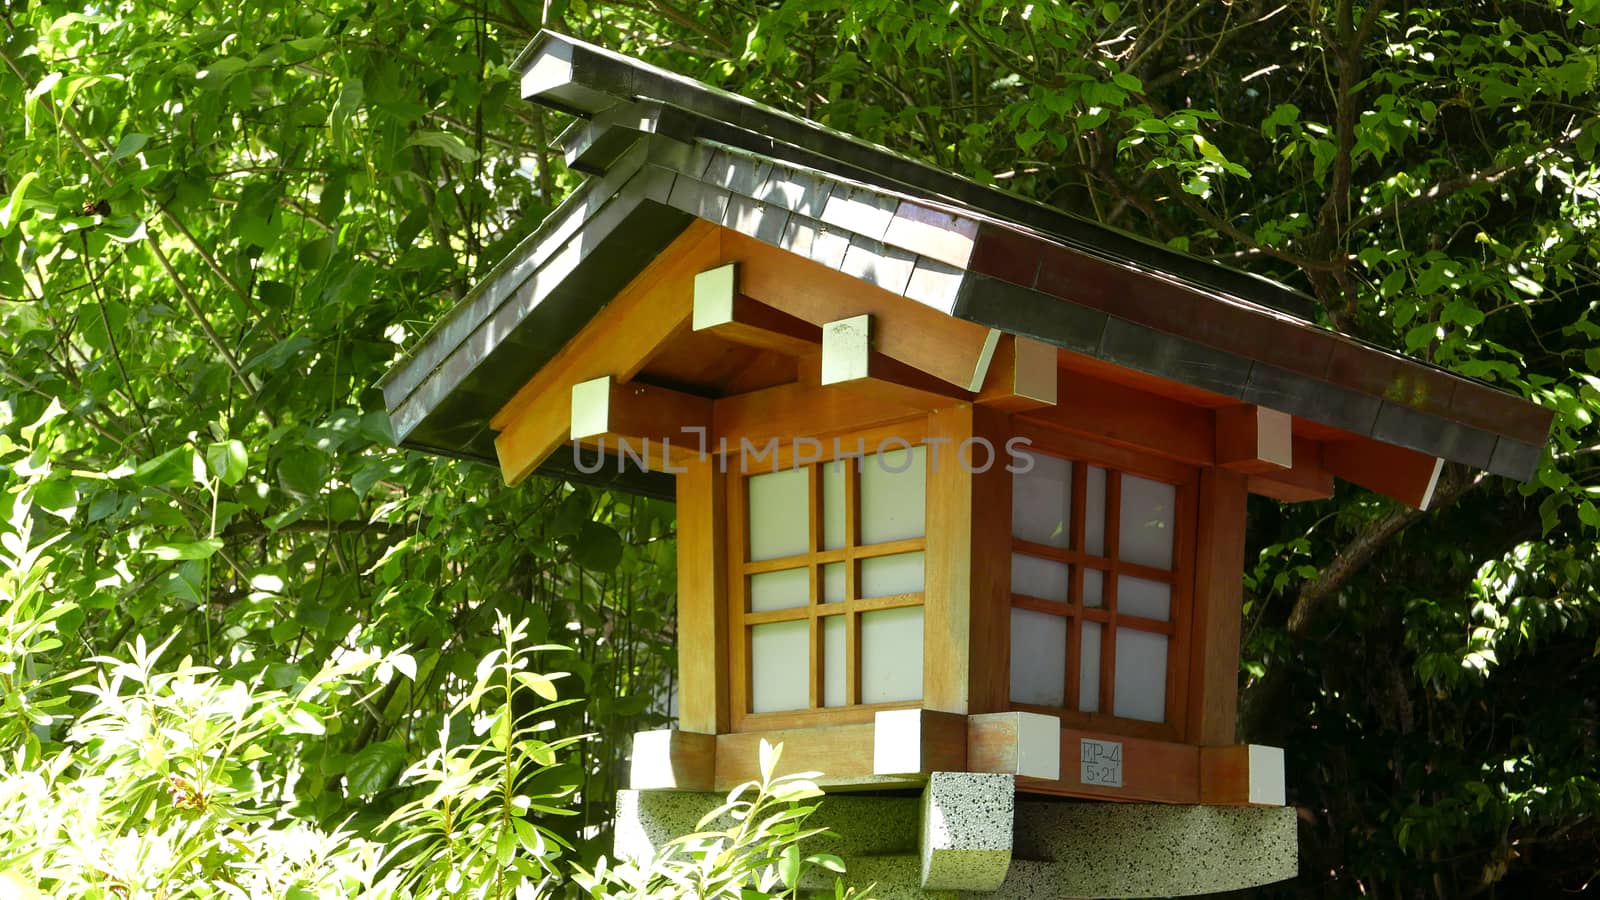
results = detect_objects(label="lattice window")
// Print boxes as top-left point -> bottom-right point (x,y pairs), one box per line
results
731,441 -> 928,726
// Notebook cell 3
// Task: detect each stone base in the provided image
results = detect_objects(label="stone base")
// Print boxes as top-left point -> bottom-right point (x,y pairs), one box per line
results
615,786 -> 1298,898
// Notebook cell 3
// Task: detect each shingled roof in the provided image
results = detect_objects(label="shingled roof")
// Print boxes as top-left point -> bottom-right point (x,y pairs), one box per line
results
380,31 -> 1553,489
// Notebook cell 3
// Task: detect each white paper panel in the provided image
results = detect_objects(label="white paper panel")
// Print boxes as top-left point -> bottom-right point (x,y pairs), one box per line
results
823,615 -> 847,707
1011,553 -> 1069,603
823,562 -> 846,603
1084,466 -> 1107,556
1012,453 -> 1071,547
861,606 -> 923,704
1009,608 -> 1067,707
1118,575 -> 1171,622
1078,622 -> 1102,713
861,551 -> 925,598
1084,568 -> 1105,608
1113,629 -> 1168,722
859,445 -> 926,544
750,620 -> 809,713
822,461 -> 846,551
749,567 -> 810,613
1119,474 -> 1176,570
748,469 -> 809,561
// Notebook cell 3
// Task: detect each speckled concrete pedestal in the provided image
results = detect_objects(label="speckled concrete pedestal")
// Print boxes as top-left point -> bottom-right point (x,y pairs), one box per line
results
615,788 -> 1297,898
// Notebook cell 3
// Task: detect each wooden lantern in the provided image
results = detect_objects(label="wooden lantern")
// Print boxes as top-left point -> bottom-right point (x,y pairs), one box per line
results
381,30 -> 1554,877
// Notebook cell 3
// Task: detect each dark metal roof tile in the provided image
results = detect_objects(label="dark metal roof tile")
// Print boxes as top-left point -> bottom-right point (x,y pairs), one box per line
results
1098,318 -> 1253,399
1372,401 -> 1498,470
968,226 -> 1042,287
1240,363 -> 1383,437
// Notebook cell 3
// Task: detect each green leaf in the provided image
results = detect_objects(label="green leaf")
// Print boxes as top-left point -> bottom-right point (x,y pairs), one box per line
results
109,133 -> 148,163
406,130 -> 478,163
206,440 -> 248,486
132,446 -> 194,487
572,520 -> 624,571
144,539 -> 224,561
1,172 -> 39,235
344,740 -> 406,796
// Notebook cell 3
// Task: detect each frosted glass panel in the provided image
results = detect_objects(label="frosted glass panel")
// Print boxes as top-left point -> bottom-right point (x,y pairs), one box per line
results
823,562 -> 846,603
1078,622 -> 1102,713
1084,466 -> 1107,556
751,620 -> 810,713
823,615 -> 847,707
1118,575 -> 1171,622
859,445 -> 925,544
1113,629 -> 1168,722
1084,568 -> 1105,608
748,469 -> 809,561
750,567 -> 810,613
1012,453 -> 1071,547
1119,474 -> 1176,570
1010,609 -> 1067,706
861,606 -> 923,703
1011,553 -> 1069,603
822,461 -> 847,551
861,551 -> 925,598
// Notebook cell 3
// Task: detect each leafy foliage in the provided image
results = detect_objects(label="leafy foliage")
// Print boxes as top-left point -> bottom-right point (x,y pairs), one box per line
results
2,0 -> 1599,896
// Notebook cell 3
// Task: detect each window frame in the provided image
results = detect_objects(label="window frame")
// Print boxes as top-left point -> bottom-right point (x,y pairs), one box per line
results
727,421 -> 930,732
1006,422 -> 1198,743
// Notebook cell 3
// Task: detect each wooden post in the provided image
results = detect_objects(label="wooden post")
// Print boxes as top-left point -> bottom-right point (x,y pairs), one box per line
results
924,404 -> 1011,715
676,456 -> 729,734
1186,467 -> 1249,745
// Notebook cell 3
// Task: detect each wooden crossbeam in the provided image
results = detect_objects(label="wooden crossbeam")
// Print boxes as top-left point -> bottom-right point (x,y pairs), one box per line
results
1019,370 -> 1215,467
1249,436 -> 1334,502
1199,744 -> 1286,806
491,221 -> 722,485
820,314 -> 973,410
1324,438 -> 1444,510
722,230 -> 996,390
570,375 -> 711,468
630,729 -> 716,791
967,712 -> 1062,780
977,335 -> 1058,412
693,263 -> 822,356
1216,405 -> 1293,473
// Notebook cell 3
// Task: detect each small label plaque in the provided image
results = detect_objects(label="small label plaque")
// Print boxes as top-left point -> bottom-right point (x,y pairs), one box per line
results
1080,738 -> 1123,787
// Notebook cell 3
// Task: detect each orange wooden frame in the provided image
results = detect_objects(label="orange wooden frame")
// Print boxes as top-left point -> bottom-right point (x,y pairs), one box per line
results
1005,426 -> 1197,743
727,421 -> 933,732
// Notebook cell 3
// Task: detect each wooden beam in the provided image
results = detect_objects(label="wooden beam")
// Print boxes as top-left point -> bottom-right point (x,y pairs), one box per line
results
1215,405 -> 1293,473
714,723 -> 927,791
1187,467 -> 1248,746
1249,436 -> 1334,503
872,709 -> 968,776
1020,369 -> 1215,467
630,729 -> 716,791
1323,438 -> 1444,510
570,375 -> 712,468
676,457 -> 729,733
693,264 -> 822,357
968,712 -> 1062,780
1199,744 -> 1286,806
711,382 -> 928,458
491,221 -> 722,485
1026,728 -> 1202,804
924,405 -> 1011,716
820,314 -> 973,410
977,335 -> 1058,412
722,230 -> 996,390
